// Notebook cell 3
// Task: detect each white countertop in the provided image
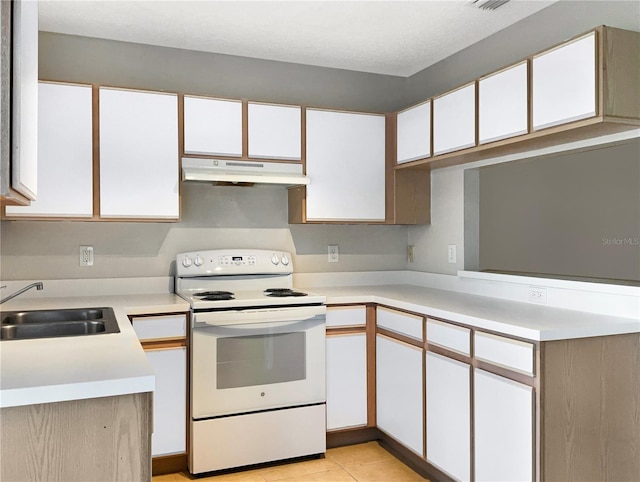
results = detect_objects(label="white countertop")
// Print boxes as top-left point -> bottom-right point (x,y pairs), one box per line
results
2,281 -> 638,409
310,284 -> 640,342
0,293 -> 189,408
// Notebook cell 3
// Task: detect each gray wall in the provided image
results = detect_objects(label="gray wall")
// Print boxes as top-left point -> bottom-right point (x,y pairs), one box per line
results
2,0 -> 639,281
406,0 -> 640,275
404,0 -> 640,105
479,139 -> 640,282
38,31 -> 407,113
0,183 -> 408,280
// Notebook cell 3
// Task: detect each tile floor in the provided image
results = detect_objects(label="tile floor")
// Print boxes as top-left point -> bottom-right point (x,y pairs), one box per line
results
153,442 -> 430,482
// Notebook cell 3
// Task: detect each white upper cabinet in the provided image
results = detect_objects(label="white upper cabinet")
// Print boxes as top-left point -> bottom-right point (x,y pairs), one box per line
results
99,88 -> 179,219
6,82 -> 93,218
433,83 -> 476,156
183,96 -> 242,157
248,103 -> 301,160
397,101 -> 431,164
306,109 -> 386,222
11,0 -> 38,200
479,62 -> 528,144
533,32 -> 596,130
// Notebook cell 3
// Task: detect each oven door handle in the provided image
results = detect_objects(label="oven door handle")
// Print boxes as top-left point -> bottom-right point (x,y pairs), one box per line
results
194,305 -> 326,326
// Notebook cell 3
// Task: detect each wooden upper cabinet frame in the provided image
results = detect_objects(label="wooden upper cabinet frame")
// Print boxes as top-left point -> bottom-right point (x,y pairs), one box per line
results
394,25 -> 640,171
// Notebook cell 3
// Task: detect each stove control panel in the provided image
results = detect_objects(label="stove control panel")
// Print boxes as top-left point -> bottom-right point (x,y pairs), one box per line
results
177,249 -> 294,277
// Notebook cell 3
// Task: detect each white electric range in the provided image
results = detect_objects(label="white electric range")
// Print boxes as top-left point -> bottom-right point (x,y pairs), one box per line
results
175,249 -> 327,475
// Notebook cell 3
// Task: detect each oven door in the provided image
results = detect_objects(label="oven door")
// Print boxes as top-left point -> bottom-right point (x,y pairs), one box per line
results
191,305 -> 326,419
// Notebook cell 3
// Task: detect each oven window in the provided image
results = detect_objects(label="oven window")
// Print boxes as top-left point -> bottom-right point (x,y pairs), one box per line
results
216,333 -> 306,389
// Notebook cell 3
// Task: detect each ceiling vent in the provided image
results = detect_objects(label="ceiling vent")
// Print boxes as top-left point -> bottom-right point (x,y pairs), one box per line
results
468,0 -> 511,11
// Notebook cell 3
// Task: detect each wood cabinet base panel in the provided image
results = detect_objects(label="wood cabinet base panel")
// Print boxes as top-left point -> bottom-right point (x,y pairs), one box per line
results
152,454 -> 188,476
0,392 -> 152,482
541,333 -> 640,482
326,427 -> 379,449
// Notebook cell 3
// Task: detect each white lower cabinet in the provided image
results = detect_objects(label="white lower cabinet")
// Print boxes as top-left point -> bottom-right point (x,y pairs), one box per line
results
474,368 -> 533,482
426,352 -> 471,482
376,334 -> 423,456
145,347 -> 187,457
326,333 -> 368,430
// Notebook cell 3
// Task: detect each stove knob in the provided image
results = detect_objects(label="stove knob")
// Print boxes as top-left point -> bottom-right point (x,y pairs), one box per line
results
194,255 -> 204,267
281,254 -> 290,266
271,254 -> 280,265
182,257 -> 193,268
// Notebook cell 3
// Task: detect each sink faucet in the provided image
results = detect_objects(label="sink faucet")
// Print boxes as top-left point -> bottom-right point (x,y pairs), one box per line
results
0,282 -> 44,304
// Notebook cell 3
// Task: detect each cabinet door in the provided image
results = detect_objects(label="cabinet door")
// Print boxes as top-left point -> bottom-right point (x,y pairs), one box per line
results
376,335 -> 423,456
306,109 -> 386,221
474,369 -> 533,482
131,314 -> 187,341
479,62 -> 528,144
6,82 -> 93,217
326,306 -> 366,328
377,307 -> 422,341
248,103 -> 301,160
326,333 -> 368,430
532,32 -> 596,130
145,347 -> 187,457
10,0 -> 38,200
397,101 -> 431,164
99,88 -> 179,219
184,96 -> 242,157
426,352 -> 471,482
433,83 -> 476,156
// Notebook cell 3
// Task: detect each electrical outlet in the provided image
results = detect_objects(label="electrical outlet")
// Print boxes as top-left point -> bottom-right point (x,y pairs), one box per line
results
79,246 -> 94,267
408,245 -> 414,263
447,244 -> 457,264
528,286 -> 547,304
328,245 -> 339,263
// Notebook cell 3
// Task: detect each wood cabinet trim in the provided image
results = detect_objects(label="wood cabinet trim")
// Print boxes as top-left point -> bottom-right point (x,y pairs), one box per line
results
366,305 -> 377,428
92,84 -> 101,218
140,338 -> 187,350
326,326 -> 367,336
376,327 -> 424,349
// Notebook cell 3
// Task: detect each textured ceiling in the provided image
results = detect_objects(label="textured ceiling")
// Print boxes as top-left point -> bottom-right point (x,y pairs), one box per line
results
38,1 -> 557,77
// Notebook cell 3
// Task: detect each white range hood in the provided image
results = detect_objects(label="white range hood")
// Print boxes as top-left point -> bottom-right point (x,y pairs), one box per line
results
182,158 -> 309,186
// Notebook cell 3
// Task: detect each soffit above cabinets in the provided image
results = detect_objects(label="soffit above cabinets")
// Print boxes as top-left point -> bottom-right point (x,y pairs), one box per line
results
37,0 -> 557,77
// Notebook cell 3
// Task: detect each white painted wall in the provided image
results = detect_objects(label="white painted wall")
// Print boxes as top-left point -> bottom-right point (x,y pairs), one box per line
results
408,167 -> 465,275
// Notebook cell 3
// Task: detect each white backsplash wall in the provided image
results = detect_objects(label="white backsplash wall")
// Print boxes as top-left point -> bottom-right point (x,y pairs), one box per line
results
408,167 -> 466,275
0,183 -> 408,280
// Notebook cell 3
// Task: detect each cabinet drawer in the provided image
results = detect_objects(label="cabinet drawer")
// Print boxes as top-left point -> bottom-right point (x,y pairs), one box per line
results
326,306 -> 367,328
474,332 -> 534,376
131,314 -> 187,341
426,318 -> 470,356
377,307 -> 423,341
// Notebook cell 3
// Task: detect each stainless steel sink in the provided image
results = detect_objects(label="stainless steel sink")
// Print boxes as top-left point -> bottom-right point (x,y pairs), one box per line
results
0,307 -> 120,340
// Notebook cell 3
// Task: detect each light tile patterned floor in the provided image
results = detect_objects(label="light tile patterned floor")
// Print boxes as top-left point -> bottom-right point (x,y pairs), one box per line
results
153,442 -> 430,482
